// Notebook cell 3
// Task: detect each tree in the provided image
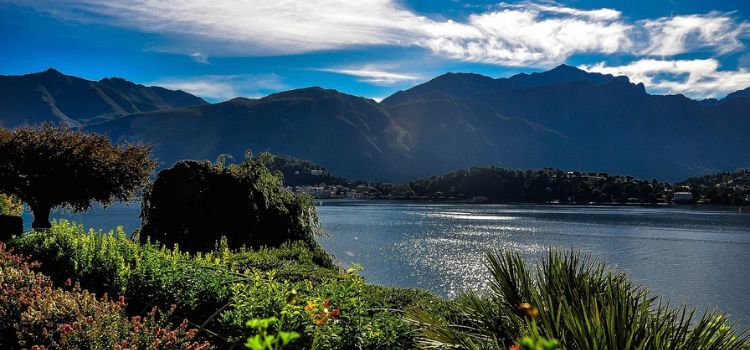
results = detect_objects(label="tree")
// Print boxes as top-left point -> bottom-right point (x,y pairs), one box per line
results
0,124 -> 155,229
140,152 -> 323,252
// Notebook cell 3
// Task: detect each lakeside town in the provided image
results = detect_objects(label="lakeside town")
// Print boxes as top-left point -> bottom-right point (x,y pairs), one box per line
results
285,166 -> 750,205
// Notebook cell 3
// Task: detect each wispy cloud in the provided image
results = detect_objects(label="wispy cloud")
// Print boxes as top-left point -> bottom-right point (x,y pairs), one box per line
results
190,52 -> 210,64
13,1 -> 749,67
316,66 -> 421,85
148,74 -> 286,101
639,12 -> 750,56
579,59 -> 750,99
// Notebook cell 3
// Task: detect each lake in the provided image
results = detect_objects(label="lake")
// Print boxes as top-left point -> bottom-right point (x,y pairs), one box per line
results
24,200 -> 750,327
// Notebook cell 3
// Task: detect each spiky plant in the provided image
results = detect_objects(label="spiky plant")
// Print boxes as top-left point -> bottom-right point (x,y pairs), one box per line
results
410,249 -> 749,350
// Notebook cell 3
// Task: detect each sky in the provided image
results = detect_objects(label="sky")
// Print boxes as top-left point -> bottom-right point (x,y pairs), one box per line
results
1,0 -> 750,102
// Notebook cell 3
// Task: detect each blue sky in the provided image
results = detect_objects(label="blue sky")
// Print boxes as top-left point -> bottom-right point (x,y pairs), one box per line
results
1,0 -> 749,102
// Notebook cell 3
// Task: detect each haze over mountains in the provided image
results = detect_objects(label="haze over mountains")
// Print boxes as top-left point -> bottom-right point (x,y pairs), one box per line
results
1,66 -> 748,182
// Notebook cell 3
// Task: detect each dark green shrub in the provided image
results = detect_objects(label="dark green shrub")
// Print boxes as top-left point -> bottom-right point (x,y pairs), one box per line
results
140,152 -> 322,251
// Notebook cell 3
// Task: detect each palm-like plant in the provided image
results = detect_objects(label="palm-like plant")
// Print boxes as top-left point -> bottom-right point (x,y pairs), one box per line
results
410,249 -> 749,350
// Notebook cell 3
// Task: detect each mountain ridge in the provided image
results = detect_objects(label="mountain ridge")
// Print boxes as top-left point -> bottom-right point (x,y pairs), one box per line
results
1,67 -> 748,182
0,68 -> 207,128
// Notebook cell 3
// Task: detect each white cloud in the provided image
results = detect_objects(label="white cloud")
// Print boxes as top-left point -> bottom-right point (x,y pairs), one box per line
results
421,3 -> 633,67
13,0 -> 747,67
148,74 -> 286,101
640,12 -> 750,56
14,0 -> 428,55
316,66 -> 420,85
579,59 -> 750,99
190,52 -> 210,64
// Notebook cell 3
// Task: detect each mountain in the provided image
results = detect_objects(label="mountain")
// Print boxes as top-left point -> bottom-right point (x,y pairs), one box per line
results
0,69 -> 207,127
1,67 -> 748,182
87,87 -> 413,180
725,87 -> 750,100
382,65 -> 749,181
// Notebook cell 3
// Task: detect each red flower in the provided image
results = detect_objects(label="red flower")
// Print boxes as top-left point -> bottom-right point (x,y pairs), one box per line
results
62,324 -> 73,334
330,308 -> 341,318
322,300 -> 331,308
509,345 -> 521,350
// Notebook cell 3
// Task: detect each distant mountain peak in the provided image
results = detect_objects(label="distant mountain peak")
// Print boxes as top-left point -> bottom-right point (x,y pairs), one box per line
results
0,69 -> 208,127
550,63 -> 580,72
38,68 -> 63,75
509,64 -> 613,87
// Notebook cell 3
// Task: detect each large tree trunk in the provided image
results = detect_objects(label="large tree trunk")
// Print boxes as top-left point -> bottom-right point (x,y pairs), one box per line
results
30,204 -> 51,231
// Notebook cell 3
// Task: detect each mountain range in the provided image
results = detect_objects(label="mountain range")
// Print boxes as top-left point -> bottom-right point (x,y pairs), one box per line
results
1,66 -> 748,182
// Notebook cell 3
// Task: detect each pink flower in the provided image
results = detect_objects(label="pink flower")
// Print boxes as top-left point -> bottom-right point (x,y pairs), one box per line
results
62,324 -> 73,334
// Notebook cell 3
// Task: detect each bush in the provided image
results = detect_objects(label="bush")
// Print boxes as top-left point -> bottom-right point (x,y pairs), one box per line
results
0,193 -> 23,216
222,241 -> 336,281
140,153 -> 322,252
222,268 -> 419,350
0,241 -> 210,349
11,221 -> 426,348
411,249 -> 750,350
10,221 -> 235,338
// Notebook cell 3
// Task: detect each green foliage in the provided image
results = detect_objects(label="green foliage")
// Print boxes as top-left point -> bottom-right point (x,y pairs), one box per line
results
263,154 -> 349,187
411,249 -> 750,350
140,151 -> 323,251
0,124 -> 155,228
244,317 -> 300,350
678,169 -> 750,205
0,193 -> 23,216
11,221 -> 235,340
222,241 -> 336,281
223,267 -> 418,349
12,221 -> 424,349
0,241 -> 210,350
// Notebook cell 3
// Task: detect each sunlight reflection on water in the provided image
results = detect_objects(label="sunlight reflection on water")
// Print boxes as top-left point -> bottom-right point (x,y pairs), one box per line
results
315,201 -> 750,328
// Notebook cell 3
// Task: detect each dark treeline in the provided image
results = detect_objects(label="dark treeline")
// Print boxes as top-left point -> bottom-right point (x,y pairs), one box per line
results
367,167 -> 672,204
254,154 -> 749,205
264,155 -> 348,187
677,170 -> 750,205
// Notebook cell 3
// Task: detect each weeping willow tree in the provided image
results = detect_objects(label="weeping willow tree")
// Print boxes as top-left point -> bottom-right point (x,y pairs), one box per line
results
140,151 -> 327,264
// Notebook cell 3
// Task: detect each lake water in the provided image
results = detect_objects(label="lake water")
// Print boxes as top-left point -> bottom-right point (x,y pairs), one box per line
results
314,201 -> 750,328
23,200 -> 750,327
